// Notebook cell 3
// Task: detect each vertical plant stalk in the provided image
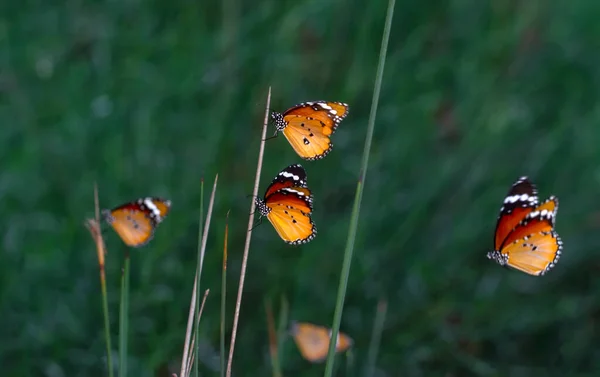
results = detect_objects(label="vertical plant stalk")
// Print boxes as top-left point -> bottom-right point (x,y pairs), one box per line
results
84,183 -> 114,377
119,250 -> 131,377
220,211 -> 230,377
265,298 -> 282,377
193,178 -> 205,377
276,295 -> 289,362
180,175 -> 219,377
186,289 -> 211,376
365,299 -> 388,377
323,0 -> 396,375
226,86 -> 272,377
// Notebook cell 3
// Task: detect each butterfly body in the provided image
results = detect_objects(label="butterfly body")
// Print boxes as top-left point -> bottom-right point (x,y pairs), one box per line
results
290,322 -> 353,363
255,164 -> 316,244
487,177 -> 562,276
270,101 -> 349,160
103,197 -> 171,247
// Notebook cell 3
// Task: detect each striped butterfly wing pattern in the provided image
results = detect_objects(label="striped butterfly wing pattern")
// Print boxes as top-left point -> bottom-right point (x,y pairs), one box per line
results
488,177 -> 562,276
103,197 -> 171,247
290,321 -> 353,363
255,164 -> 316,245
271,101 -> 350,160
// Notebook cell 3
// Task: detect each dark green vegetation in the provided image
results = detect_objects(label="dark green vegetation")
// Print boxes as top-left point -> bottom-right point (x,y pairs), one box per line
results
2,1 -> 600,376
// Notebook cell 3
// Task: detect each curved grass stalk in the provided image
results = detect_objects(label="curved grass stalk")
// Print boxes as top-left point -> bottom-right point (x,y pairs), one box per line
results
323,0 -> 396,375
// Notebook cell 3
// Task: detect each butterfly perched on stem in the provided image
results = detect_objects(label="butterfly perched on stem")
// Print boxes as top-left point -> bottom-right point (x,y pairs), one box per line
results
254,164 -> 316,244
290,321 -> 353,363
269,101 -> 349,160
102,197 -> 171,247
487,177 -> 562,276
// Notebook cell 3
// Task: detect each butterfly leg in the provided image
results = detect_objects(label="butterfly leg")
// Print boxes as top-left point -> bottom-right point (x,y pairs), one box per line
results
262,131 -> 279,142
249,216 -> 263,232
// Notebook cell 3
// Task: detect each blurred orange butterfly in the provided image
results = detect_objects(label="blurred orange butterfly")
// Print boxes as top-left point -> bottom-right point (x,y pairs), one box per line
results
254,164 -> 316,244
102,197 -> 171,247
487,177 -> 562,276
269,101 -> 350,160
291,322 -> 353,363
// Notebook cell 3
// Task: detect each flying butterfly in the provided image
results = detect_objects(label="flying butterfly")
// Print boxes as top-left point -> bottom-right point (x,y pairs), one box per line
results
269,101 -> 350,160
290,321 -> 353,363
102,197 -> 171,247
254,164 -> 316,244
487,177 -> 562,276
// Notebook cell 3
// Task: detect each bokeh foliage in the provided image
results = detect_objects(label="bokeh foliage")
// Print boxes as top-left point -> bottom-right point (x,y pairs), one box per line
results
2,0 -> 600,376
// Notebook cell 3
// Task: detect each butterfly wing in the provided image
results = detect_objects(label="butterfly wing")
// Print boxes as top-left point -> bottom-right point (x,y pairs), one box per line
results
497,230 -> 562,276
279,101 -> 349,160
291,322 -> 353,363
265,189 -> 316,244
264,163 -> 308,198
499,196 -> 558,249
103,197 -> 171,247
489,195 -> 561,275
493,176 -> 539,250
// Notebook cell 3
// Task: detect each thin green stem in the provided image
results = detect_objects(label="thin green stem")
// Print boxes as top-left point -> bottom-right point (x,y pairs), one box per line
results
276,295 -> 288,360
119,251 -> 131,377
180,175 -> 219,377
364,299 -> 388,377
89,183 -> 114,377
323,1 -> 395,375
194,179 -> 205,377
101,280 -> 114,377
220,211 -> 230,377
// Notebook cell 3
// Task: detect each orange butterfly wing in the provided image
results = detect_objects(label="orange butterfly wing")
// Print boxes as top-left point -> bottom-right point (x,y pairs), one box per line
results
103,197 -> 171,247
265,190 -> 316,244
499,197 -> 557,248
493,176 -> 539,250
291,322 -> 353,363
256,164 -> 316,244
275,101 -> 349,160
489,177 -> 562,276
499,231 -> 562,276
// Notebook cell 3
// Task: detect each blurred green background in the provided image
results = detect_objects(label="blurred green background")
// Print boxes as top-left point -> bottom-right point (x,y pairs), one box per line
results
2,0 -> 600,376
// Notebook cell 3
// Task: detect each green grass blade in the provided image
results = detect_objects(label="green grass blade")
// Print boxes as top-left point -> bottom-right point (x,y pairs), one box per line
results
276,295 -> 289,360
323,0 -> 396,375
85,183 -> 114,377
220,211 -> 230,377
179,174 -> 219,377
194,178 -> 205,377
364,299 -> 388,377
119,251 -> 131,377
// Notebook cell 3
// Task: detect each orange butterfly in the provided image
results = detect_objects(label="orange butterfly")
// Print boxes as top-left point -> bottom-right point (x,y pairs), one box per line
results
487,177 -> 562,276
269,101 -> 350,160
290,322 -> 353,363
254,164 -> 316,244
102,197 -> 171,247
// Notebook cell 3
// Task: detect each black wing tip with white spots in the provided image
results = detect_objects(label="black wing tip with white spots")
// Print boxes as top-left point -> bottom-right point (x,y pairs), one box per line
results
498,176 -> 539,215
295,100 -> 349,123
276,164 -> 308,187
